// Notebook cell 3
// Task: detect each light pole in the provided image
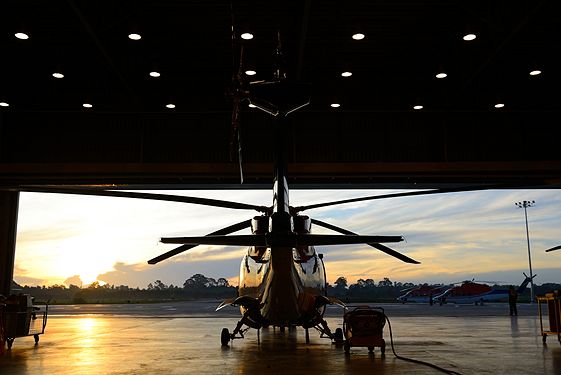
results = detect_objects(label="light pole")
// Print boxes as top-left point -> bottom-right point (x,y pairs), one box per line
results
515,200 -> 535,303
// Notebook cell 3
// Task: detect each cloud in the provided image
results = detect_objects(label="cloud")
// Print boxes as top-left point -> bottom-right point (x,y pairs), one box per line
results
97,258 -> 243,288
13,275 -> 49,287
64,275 -> 83,287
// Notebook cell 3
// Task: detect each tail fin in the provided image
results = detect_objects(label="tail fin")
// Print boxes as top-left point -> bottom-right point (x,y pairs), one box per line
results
517,273 -> 537,294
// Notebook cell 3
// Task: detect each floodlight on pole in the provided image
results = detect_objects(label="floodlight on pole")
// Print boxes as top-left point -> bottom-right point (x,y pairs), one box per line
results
515,200 -> 535,303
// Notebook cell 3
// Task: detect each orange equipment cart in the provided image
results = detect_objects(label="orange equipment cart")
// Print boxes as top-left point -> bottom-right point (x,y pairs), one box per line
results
537,292 -> 561,344
342,305 -> 386,354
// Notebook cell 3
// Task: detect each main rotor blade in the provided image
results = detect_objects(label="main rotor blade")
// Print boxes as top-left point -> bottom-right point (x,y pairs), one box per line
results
148,219 -> 252,264
293,184 -> 517,213
18,187 -> 269,212
160,233 -> 403,247
545,245 -> 561,252
311,219 -> 420,264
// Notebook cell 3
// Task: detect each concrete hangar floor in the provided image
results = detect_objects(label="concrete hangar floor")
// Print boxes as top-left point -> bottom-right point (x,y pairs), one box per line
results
1,301 -> 560,375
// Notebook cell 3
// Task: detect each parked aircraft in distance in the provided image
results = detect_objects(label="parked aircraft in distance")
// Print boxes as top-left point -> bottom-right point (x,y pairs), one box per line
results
397,284 -> 447,304
432,274 -> 536,305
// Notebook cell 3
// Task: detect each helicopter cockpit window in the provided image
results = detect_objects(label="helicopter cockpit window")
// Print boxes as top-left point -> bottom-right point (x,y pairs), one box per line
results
293,245 -> 315,263
295,250 -> 319,275
240,248 -> 271,289
248,246 -> 270,263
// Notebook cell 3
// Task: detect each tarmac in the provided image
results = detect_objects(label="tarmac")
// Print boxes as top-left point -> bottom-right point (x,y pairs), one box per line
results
1,301 -> 560,375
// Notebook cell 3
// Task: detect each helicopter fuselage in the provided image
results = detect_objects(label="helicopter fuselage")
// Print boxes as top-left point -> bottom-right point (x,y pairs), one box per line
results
238,243 -> 327,328
234,126 -> 331,328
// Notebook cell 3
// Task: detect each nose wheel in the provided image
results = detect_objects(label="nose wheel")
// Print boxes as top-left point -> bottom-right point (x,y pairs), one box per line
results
334,327 -> 344,343
221,328 -> 231,346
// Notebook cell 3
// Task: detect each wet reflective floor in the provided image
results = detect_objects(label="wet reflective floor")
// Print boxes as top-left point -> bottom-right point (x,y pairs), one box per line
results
1,302 -> 560,374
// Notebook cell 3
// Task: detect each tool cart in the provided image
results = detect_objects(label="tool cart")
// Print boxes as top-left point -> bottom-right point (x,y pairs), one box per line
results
1,294 -> 48,350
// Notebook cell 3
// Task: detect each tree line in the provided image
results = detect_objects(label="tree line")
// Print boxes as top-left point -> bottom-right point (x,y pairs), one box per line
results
10,275 -> 561,304
11,274 -> 236,304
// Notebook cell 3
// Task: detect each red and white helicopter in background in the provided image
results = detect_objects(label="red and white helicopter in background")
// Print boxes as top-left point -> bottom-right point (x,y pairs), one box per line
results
432,274 -> 536,305
397,284 -> 447,304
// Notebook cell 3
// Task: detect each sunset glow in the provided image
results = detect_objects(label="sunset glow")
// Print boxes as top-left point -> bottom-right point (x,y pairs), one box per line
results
14,189 -> 561,288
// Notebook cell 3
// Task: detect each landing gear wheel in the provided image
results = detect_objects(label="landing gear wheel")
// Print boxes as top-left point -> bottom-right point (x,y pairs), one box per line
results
543,334 -> 547,343
344,341 -> 350,354
7,338 -> 14,350
381,342 -> 386,356
334,328 -> 343,343
368,346 -> 374,353
34,334 -> 39,344
221,328 -> 231,346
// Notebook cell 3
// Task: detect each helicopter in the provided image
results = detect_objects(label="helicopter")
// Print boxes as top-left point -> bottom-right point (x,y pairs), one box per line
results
396,284 -> 447,304
432,274 -> 536,305
141,31 -> 424,346
18,161 -> 504,345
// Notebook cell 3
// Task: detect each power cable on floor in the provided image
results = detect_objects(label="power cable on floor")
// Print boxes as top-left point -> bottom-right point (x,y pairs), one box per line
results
385,315 -> 463,375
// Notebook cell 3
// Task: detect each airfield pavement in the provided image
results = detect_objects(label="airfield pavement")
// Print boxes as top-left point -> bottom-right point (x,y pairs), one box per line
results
1,301 -> 560,374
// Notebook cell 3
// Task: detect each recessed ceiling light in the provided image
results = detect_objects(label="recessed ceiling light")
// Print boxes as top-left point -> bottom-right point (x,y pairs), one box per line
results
52,72 -> 64,79
494,103 -> 505,108
128,33 -> 142,40
0,102 -> 9,107
435,72 -> 447,79
83,103 -> 93,108
341,71 -> 352,77
166,104 -> 176,109
248,103 -> 256,108
413,105 -> 423,110
149,71 -> 161,78
463,33 -> 476,41
529,70 -> 542,76
245,70 -> 256,76
241,33 -> 253,40
352,33 -> 365,40
330,103 -> 340,108
15,32 -> 29,40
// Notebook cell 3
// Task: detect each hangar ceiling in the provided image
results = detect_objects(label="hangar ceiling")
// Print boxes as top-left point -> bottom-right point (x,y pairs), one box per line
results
1,1 -> 560,189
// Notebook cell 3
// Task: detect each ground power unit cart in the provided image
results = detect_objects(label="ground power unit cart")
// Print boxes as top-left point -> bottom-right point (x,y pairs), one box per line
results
342,305 -> 386,354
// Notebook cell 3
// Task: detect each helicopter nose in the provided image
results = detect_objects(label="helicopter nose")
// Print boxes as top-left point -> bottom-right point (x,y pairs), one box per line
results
260,268 -> 300,323
259,248 -> 301,324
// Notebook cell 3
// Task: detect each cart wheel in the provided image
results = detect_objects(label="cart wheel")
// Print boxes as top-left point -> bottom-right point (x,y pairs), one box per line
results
34,334 -> 40,344
7,338 -> 14,350
542,334 -> 547,343
368,346 -> 374,353
334,328 -> 343,343
381,342 -> 386,356
344,341 -> 350,354
221,328 -> 230,346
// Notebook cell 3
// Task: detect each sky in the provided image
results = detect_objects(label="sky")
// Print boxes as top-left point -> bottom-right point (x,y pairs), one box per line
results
13,188 -> 561,289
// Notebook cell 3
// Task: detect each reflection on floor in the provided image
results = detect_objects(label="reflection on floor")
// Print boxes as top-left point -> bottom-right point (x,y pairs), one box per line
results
1,303 -> 560,375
